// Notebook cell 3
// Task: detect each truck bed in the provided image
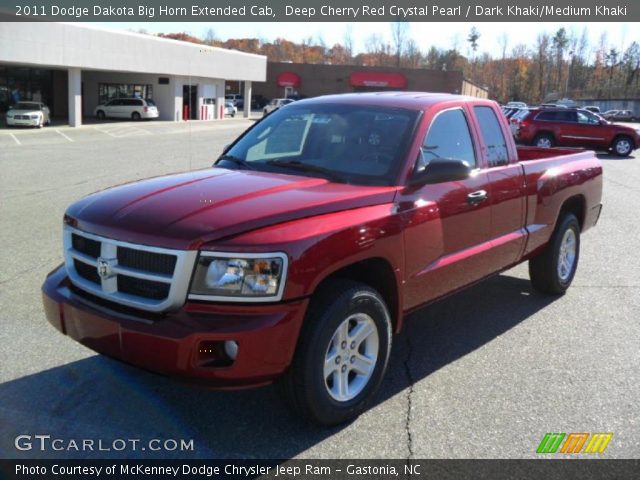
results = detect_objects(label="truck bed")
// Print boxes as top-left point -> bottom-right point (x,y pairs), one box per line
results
516,146 -> 603,260
516,145 -> 591,161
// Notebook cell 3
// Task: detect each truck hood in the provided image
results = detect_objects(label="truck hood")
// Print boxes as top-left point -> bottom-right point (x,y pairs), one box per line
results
67,168 -> 398,249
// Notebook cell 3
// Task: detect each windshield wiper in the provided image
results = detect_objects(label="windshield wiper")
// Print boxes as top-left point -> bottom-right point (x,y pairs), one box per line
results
216,154 -> 256,170
266,159 -> 345,183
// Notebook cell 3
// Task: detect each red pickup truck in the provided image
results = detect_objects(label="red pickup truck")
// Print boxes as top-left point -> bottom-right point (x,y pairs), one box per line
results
43,93 -> 603,425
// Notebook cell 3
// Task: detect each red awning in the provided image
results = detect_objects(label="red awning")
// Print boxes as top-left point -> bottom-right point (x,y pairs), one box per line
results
277,72 -> 301,87
349,71 -> 407,89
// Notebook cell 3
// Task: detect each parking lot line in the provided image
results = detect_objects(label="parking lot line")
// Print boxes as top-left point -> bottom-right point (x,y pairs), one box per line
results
55,130 -> 74,142
93,127 -> 118,138
9,133 -> 21,145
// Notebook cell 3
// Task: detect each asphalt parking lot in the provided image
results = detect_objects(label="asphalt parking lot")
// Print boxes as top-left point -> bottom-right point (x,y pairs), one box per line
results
1,120 -> 639,459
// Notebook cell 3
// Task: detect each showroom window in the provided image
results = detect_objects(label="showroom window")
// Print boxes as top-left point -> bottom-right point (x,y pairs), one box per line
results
0,66 -> 53,113
98,83 -> 153,104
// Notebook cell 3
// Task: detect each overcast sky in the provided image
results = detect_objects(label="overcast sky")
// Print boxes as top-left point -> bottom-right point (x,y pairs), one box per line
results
91,22 -> 637,59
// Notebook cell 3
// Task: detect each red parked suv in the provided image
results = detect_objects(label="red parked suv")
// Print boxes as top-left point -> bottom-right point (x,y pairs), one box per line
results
516,107 -> 640,156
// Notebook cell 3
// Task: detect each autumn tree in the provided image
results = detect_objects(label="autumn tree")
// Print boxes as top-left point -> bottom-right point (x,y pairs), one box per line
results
391,22 -> 409,67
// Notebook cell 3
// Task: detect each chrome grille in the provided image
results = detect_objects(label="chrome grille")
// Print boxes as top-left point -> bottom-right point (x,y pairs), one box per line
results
117,246 -> 176,275
64,226 -> 197,312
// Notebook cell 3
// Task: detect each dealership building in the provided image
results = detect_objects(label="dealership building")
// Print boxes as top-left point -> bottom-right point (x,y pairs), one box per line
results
250,62 -> 488,102
0,22 -> 266,126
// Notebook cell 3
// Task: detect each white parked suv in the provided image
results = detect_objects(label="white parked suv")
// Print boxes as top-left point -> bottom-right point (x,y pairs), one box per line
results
94,98 -> 159,120
263,98 -> 295,116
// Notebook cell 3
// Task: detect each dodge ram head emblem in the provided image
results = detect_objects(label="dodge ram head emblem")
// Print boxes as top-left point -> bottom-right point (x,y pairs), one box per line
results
96,258 -> 113,279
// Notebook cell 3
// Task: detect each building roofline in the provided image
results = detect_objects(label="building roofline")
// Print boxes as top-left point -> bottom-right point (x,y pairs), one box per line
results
70,22 -> 266,60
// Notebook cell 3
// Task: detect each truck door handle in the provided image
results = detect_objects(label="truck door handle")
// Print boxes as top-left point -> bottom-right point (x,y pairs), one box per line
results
467,190 -> 488,204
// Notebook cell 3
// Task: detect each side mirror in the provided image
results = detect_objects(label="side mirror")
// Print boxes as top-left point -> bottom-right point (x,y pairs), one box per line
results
409,158 -> 471,186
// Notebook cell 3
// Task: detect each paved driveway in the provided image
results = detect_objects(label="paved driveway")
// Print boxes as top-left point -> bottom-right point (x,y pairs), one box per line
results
1,122 -> 638,459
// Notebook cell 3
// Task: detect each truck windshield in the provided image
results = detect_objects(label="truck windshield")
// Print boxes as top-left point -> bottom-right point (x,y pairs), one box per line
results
219,103 -> 419,185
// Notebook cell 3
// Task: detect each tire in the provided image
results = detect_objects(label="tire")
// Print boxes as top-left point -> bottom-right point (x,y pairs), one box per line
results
278,279 -> 392,425
529,213 -> 580,295
533,133 -> 555,148
611,136 -> 633,157
96,110 -> 105,120
263,109 -> 268,117
131,112 -> 141,121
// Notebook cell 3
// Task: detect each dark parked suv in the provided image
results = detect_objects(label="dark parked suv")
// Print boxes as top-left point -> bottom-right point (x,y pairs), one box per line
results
516,108 -> 640,156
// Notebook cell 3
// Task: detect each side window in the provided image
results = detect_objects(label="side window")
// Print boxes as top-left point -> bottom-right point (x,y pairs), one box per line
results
558,111 -> 577,122
578,111 -> 599,125
421,109 -> 476,168
473,106 -> 509,167
536,111 -> 554,121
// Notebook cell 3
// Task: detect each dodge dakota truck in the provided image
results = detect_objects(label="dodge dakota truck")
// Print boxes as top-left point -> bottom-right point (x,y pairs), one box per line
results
43,93 -> 603,425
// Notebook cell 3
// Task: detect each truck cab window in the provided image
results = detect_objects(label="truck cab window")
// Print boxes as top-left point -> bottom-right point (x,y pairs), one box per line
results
421,109 -> 476,169
474,106 -> 509,167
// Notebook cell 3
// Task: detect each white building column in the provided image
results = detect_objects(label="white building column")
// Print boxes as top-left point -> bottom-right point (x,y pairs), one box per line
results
67,68 -> 82,127
243,81 -> 252,118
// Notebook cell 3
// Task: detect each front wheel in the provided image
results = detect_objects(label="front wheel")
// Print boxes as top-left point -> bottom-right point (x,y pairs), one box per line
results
612,136 -> 633,157
529,213 -> 580,295
278,280 -> 392,425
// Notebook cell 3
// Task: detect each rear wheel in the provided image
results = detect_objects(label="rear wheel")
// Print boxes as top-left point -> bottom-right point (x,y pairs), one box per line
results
131,112 -> 141,121
96,110 -> 105,120
278,280 -> 392,425
529,213 -> 580,295
533,133 -> 554,148
612,136 -> 633,157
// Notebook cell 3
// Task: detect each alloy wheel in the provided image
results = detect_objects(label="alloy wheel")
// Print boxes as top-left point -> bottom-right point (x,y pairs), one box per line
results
324,313 -> 379,402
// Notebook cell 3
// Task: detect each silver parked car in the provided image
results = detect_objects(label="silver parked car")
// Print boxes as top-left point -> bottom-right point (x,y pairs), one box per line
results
263,98 -> 295,116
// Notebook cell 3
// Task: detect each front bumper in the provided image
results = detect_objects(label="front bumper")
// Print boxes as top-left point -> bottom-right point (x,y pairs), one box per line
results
7,117 -> 40,126
42,265 -> 308,388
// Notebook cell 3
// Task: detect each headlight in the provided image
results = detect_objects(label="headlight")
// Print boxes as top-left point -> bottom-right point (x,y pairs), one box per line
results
30,114 -> 40,119
189,252 -> 288,302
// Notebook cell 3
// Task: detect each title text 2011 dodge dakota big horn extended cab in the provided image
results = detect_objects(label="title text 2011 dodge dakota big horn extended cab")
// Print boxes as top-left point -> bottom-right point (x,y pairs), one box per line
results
43,93 -> 602,425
